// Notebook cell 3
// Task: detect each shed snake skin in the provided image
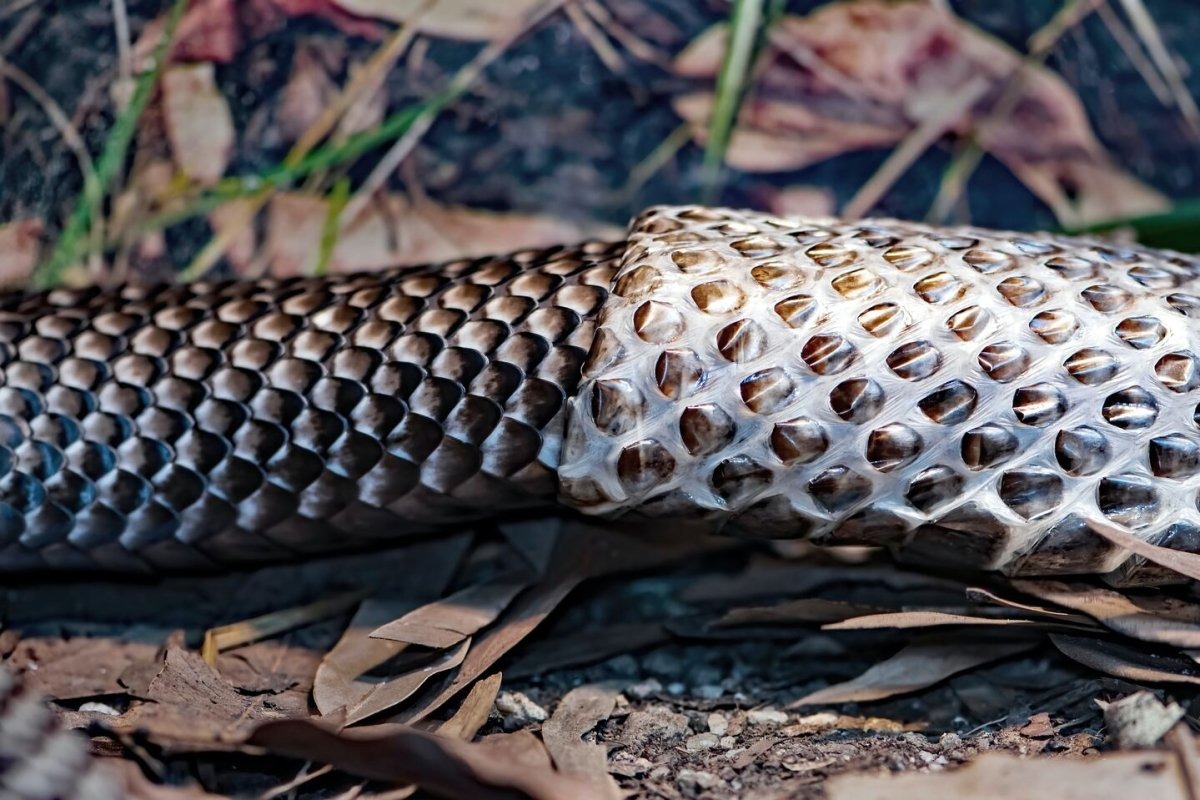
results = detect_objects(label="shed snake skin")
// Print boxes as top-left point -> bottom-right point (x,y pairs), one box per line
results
2,205 -> 1199,586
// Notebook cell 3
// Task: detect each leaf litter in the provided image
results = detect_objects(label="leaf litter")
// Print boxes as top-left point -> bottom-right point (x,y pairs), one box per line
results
8,0 -> 1200,797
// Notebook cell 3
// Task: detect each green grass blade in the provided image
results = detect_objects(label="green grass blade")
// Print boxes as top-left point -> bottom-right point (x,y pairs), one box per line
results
35,0 -> 188,290
701,0 -> 766,202
1062,200 -> 1200,253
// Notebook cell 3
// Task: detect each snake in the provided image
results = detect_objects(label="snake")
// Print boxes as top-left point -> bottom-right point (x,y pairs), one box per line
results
1,205 -> 1198,587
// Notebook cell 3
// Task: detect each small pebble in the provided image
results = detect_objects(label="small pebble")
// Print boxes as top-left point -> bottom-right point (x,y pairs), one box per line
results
719,735 -> 738,749
686,733 -> 719,752
707,712 -> 728,736
493,691 -> 547,729
746,707 -> 789,726
938,732 -> 963,750
677,769 -> 722,790
626,678 -> 663,700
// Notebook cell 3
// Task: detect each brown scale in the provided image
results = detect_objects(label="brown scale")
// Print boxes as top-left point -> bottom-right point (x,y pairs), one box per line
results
0,243 -> 621,572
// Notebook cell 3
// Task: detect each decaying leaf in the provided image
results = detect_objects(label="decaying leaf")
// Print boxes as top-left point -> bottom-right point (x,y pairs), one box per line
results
161,63 -> 235,186
1051,634 -> 1200,686
344,638 -> 472,726
791,638 -> 1036,707
265,194 -> 619,276
672,0 -> 1168,225
0,218 -> 43,287
312,534 -> 471,718
541,683 -> 623,800
1013,580 -> 1200,649
370,580 -> 528,648
825,750 -> 1191,800
333,0 -> 548,41
248,718 -> 610,800
1084,518 -> 1200,583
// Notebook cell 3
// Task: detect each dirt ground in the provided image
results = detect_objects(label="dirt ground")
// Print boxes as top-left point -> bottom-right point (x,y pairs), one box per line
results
5,1 -> 1200,798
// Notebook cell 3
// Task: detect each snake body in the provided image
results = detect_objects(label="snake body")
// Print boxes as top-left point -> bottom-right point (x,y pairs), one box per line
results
3,206 -> 1200,585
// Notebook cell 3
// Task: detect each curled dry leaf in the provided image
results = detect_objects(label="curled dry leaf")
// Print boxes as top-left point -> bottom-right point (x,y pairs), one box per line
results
1085,517 -> 1200,583
343,638 -> 471,726
1013,580 -> 1200,649
790,638 -> 1037,707
1050,634 -> 1200,686
333,0 -> 548,41
0,218 -> 43,287
672,0 -> 1168,225
825,751 -> 1191,800
370,580 -> 528,648
247,718 -> 610,800
162,63 -> 235,186
265,194 -> 620,276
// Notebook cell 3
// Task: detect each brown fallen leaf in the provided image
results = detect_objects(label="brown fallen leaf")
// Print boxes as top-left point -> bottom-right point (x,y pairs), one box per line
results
672,0 -> 1168,226
370,580 -> 528,648
825,750 -> 1190,800
1099,691 -> 1185,749
5,637 -> 158,700
161,63 -> 235,186
1085,518 -> 1200,584
312,534 -> 471,718
265,194 -> 620,276
436,672 -> 503,741
1013,580 -> 1200,649
117,645 -> 291,748
790,638 -> 1037,707
1050,634 -> 1200,686
277,39 -> 342,145
333,0 -> 548,40
822,609 -> 1089,632
248,718 -> 610,800
715,598 -> 883,628
0,218 -> 43,287
540,683 -> 623,800
344,638 -> 472,726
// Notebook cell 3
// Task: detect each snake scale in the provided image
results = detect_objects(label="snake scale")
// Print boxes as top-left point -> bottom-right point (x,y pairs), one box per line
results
1,205 -> 1199,586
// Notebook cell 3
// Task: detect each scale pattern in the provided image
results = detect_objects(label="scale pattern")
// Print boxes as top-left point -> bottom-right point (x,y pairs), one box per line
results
0,668 -> 122,800
560,206 -> 1200,586
0,243 -> 619,572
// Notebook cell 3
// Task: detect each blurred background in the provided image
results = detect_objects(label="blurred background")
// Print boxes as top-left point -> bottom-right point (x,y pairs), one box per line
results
1,0 -> 1198,290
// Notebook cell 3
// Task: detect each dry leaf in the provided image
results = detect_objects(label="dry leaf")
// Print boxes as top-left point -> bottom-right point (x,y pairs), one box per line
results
370,580 -> 528,648
790,638 -> 1036,707
672,0 -> 1168,225
1051,634 -> 1200,686
333,0 -> 547,41
344,638 -> 471,726
208,198 -> 261,274
715,599 -> 881,628
278,40 -> 341,145
1084,518 -> 1200,583
541,683 -> 623,800
162,63 -> 235,185
1013,580 -> 1200,649
312,534 -> 471,717
0,218 -> 43,286
823,609 -> 1080,632
248,719 -> 610,800
826,751 -> 1190,800
265,194 -> 618,276
436,672 -> 503,741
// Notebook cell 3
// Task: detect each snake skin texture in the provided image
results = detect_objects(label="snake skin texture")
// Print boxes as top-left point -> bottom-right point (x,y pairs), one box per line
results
0,243 -> 620,572
4,205 -> 1200,585
560,206 -> 1200,587
0,668 -> 124,800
